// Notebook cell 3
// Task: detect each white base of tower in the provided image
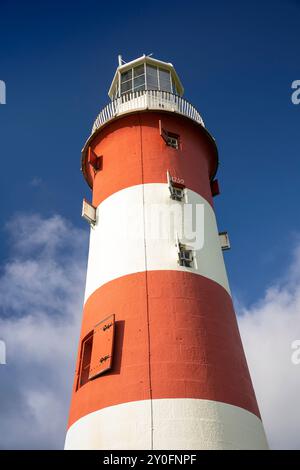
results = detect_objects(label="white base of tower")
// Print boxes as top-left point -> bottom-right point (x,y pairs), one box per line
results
65,398 -> 268,450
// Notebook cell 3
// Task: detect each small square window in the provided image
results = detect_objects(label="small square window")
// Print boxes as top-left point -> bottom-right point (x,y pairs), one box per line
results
178,245 -> 194,268
159,121 -> 180,149
167,135 -> 179,149
167,170 -> 185,202
170,186 -> 184,201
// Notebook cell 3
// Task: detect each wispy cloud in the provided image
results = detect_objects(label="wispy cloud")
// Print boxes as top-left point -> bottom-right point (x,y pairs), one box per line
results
0,213 -> 299,449
238,242 -> 300,449
0,214 -> 88,449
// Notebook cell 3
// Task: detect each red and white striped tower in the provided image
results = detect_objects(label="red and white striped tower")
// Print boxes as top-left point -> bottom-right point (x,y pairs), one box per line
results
65,55 -> 268,449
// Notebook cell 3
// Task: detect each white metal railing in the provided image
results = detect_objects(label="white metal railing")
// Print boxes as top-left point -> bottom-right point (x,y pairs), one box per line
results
91,90 -> 204,134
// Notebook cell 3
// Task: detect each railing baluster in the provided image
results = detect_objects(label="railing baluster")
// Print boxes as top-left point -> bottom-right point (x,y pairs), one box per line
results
91,90 -> 204,134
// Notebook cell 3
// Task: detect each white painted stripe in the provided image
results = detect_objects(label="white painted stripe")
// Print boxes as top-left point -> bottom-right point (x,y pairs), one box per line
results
84,184 -> 230,303
65,398 -> 268,450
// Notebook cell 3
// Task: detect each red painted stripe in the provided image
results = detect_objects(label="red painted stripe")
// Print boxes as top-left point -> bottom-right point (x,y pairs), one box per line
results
81,112 -> 218,208
68,271 -> 260,429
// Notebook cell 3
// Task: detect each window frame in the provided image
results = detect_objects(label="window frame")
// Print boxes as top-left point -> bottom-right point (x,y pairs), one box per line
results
77,332 -> 94,389
167,170 -> 185,201
166,133 -> 179,149
171,185 -> 184,201
161,127 -> 180,150
119,63 -> 178,96
178,243 -> 194,268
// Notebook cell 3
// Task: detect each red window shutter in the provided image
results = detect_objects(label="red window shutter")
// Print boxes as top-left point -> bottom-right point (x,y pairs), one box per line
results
161,128 -> 169,144
88,314 -> 115,380
88,147 -> 103,172
170,174 -> 185,188
211,179 -> 220,197
78,334 -> 93,387
172,180 -> 185,189
159,119 -> 168,143
159,120 -> 180,148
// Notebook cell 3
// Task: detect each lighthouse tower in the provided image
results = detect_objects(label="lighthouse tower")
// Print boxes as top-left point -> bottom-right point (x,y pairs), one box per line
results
65,55 -> 268,450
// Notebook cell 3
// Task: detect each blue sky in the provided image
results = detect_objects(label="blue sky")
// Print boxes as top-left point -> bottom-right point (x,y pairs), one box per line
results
0,0 -> 299,304
0,0 -> 300,449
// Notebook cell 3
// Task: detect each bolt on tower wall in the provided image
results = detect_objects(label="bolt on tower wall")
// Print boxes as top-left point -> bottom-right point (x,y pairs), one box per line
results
65,55 -> 268,450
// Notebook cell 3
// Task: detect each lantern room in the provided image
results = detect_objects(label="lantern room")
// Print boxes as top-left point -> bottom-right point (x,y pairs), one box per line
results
108,54 -> 184,100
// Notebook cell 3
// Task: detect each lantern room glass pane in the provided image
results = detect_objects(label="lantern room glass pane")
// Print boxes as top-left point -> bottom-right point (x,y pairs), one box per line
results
121,69 -> 132,83
121,79 -> 132,94
121,69 -> 133,94
133,64 -> 145,91
133,64 -> 145,77
113,83 -> 119,98
146,65 -> 159,90
133,75 -> 145,91
119,63 -> 176,95
172,77 -> 178,94
159,68 -> 171,92
134,84 -> 146,92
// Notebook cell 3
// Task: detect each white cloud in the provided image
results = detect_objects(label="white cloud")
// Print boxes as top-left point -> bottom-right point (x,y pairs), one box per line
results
0,214 -> 88,449
0,213 -> 299,449
238,242 -> 300,449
